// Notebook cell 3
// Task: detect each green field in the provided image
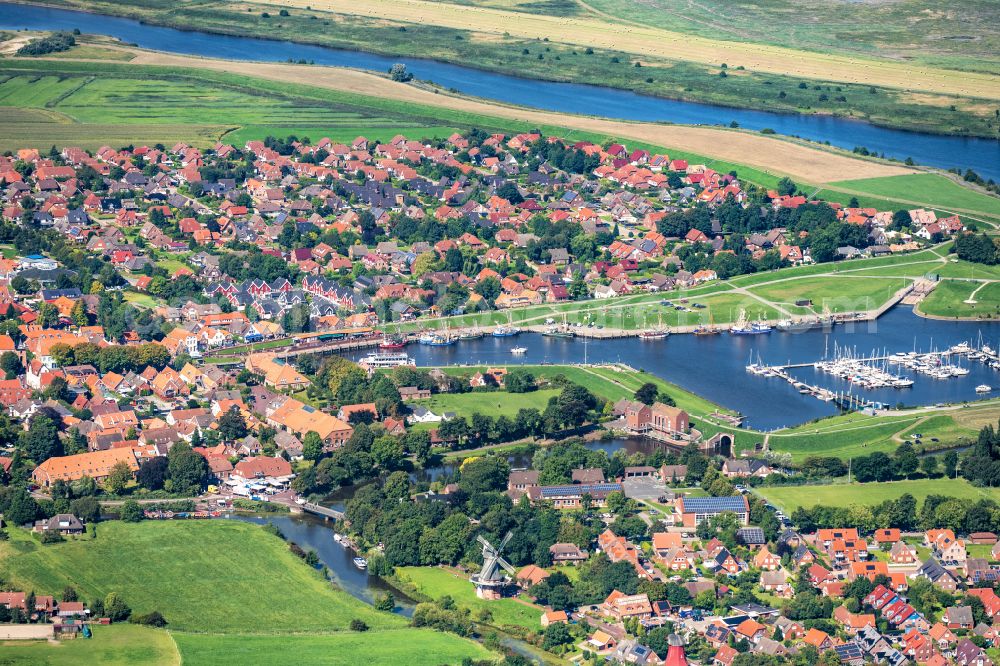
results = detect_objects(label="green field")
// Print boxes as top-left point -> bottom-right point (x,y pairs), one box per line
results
172,628 -> 494,666
0,625 -> 179,666
759,478 -> 1000,512
0,521 -> 399,633
917,280 -> 1000,319
394,566 -> 541,629
413,388 -> 560,419
828,174 -> 1000,222
748,276 -> 911,314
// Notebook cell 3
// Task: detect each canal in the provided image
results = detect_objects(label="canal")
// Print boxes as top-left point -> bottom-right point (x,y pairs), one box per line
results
2,2 -> 998,178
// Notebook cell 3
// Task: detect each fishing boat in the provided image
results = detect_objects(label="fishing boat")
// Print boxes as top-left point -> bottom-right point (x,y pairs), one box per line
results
458,328 -> 484,340
510,346 -> 527,354
693,326 -> 720,336
730,309 -> 772,335
977,384 -> 992,393
353,557 -> 368,570
379,334 -> 406,349
542,326 -> 575,338
492,325 -> 520,337
420,332 -> 455,346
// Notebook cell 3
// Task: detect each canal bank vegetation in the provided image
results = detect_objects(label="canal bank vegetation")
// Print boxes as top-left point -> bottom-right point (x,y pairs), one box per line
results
41,0 -> 1000,139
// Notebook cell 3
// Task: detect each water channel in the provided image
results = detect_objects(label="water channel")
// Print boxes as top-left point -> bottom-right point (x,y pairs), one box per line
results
2,2 -> 998,179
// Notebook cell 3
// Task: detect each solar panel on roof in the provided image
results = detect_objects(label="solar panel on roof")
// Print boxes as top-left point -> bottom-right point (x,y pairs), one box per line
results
682,496 -> 746,512
835,642 -> 863,660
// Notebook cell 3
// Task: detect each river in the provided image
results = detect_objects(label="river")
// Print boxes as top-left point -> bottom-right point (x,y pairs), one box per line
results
349,307 -> 1000,431
2,2 -> 998,179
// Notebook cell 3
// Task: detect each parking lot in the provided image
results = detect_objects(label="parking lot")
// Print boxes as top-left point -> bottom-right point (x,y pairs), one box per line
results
623,476 -> 668,502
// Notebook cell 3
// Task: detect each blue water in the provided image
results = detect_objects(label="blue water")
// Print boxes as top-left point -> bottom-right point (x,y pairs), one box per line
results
2,2 -> 998,179
350,307 -> 1000,430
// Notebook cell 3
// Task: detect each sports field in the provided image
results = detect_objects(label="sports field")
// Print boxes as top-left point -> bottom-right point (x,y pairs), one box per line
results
759,478 -> 1000,512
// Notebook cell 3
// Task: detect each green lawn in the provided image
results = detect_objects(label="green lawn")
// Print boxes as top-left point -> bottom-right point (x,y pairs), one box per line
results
0,521 -> 399,633
172,628 -> 494,666
394,566 -> 541,630
917,280 -> 1000,319
413,388 -> 560,419
759,478 -> 1000,512
748,276 -> 910,314
0,625 -> 179,666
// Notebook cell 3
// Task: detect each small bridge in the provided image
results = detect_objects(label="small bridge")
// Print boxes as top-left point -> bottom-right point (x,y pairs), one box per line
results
301,502 -> 344,521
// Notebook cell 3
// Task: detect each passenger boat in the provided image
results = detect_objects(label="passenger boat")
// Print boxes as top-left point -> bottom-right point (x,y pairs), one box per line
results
358,352 -> 415,369
353,557 -> 368,570
639,329 -> 669,340
977,384 -> 992,393
510,346 -> 528,354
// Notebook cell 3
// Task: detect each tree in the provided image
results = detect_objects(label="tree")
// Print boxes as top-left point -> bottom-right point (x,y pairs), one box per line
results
302,431 -> 324,462
921,455 -> 938,478
943,450 -> 959,478
474,276 -> 501,302
217,406 -> 248,441
119,499 -> 144,523
137,457 -> 169,491
5,488 -> 39,525
167,443 -> 208,494
777,177 -> 797,196
104,592 -> 132,622
374,592 -> 395,612
104,460 -> 133,495
69,496 -> 100,524
71,299 -> 89,327
893,442 -> 919,479
21,413 -> 62,464
0,351 -> 22,380
388,63 -> 413,82
542,621 -> 572,650
634,382 -> 659,405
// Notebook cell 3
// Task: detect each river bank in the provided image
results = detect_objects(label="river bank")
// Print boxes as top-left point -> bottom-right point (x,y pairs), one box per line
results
3,1 -> 999,178
10,0 -> 1000,147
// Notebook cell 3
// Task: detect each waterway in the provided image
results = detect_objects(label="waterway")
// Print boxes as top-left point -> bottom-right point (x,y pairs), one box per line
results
2,2 -> 998,179
350,307 -> 1000,430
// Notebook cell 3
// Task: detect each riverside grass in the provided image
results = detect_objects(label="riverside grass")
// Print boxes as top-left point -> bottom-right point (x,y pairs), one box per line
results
49,0 -> 1000,140
759,478 -> 1000,512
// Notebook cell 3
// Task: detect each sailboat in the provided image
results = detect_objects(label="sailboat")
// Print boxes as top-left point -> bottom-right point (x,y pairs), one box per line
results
492,312 -> 521,337
639,311 -> 669,340
693,311 -> 720,336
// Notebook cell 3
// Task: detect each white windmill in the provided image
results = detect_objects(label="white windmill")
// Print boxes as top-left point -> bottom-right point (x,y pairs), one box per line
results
470,532 -> 516,600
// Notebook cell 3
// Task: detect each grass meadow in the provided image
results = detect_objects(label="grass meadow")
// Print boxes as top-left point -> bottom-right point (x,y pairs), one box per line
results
759,478 -> 1000,512
0,625 -> 179,666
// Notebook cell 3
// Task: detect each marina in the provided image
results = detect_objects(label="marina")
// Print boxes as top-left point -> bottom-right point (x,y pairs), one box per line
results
347,307 -> 1000,430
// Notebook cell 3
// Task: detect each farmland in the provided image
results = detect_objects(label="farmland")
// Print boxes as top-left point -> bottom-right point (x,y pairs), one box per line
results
46,0 -> 1000,139
758,478 -> 1000,513
171,629 -> 495,666
0,521 -> 399,632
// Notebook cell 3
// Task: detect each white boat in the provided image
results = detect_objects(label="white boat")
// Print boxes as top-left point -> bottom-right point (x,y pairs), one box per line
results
510,346 -> 527,354
333,533 -> 346,544
353,557 -> 368,570
977,385 -> 992,393
358,352 -> 415,368
493,325 -> 520,337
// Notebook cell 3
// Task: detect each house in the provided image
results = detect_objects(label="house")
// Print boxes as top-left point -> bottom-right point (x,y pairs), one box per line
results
550,543 -> 587,565
752,547 -> 781,571
889,540 -> 917,564
759,570 -> 792,597
944,605 -> 975,630
540,610 -> 568,627
954,638 -> 992,666
231,456 -> 294,485
31,448 -> 139,488
915,558 -> 959,592
516,565 -> 550,589
602,590 -> 653,621
802,628 -> 833,651
526,483 -> 623,509
587,630 -> 617,652
33,514 -> 85,535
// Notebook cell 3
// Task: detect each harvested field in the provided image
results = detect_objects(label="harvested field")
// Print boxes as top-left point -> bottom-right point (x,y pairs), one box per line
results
125,51 -> 917,183
277,0 -> 1000,99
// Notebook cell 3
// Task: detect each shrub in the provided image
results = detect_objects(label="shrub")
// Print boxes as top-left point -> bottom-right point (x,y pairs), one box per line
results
349,619 -> 369,631
131,611 -> 167,627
